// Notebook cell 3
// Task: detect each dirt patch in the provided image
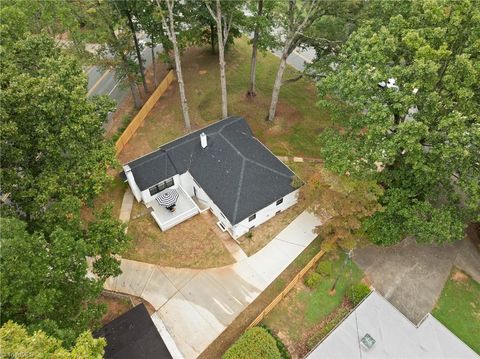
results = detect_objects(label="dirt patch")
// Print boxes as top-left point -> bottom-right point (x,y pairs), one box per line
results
452,269 -> 469,282
124,207 -> 235,269
99,294 -> 133,325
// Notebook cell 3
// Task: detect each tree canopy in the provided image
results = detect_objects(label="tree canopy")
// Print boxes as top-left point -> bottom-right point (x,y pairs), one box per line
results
0,204 -> 128,346
0,33 -> 115,220
0,321 -> 105,358
317,0 -> 480,245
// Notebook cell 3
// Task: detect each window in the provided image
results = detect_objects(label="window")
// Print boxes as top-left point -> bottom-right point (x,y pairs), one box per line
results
149,178 -> 175,196
276,210 -> 281,215
276,198 -> 283,206
248,214 -> 256,222
249,225 -> 255,231
220,212 -> 226,219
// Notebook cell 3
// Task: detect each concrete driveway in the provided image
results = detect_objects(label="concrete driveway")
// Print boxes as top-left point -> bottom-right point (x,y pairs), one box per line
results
354,237 -> 480,324
105,210 -> 322,358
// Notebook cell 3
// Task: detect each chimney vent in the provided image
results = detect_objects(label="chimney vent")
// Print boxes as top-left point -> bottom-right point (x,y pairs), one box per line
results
200,132 -> 207,148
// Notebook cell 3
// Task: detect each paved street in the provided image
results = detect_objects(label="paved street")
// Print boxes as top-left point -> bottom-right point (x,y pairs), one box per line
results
104,211 -> 322,358
86,40 -> 163,103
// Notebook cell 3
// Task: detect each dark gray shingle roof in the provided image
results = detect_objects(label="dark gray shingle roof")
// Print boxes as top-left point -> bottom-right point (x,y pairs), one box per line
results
123,117 -> 298,225
94,304 -> 172,359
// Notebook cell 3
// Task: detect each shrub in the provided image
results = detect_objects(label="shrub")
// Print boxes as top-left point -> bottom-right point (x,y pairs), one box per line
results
245,231 -> 253,239
316,261 -> 333,277
260,325 -> 291,359
290,175 -> 303,189
304,272 -> 322,289
222,327 -> 281,359
346,283 -> 370,306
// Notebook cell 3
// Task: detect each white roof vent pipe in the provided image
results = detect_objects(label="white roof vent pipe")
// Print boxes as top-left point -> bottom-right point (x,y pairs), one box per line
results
200,132 -> 207,149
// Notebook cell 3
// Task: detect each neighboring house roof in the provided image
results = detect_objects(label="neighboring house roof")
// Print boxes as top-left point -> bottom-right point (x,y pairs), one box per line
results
122,117 -> 298,225
94,303 -> 173,359
306,291 -> 478,359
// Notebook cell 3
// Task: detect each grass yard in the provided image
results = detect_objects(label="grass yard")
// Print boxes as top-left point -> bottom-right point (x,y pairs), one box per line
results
262,251 -> 365,358
118,37 -> 330,163
432,268 -> 480,354
123,202 -> 235,268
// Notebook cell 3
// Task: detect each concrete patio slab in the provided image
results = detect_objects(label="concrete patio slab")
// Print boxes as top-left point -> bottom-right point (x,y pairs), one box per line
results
178,271 -> 244,326
159,291 -> 223,358
275,211 -> 321,246
205,268 -> 263,307
160,266 -> 200,290
141,267 -> 178,310
114,259 -> 155,296
229,260 -> 270,292
119,188 -> 134,224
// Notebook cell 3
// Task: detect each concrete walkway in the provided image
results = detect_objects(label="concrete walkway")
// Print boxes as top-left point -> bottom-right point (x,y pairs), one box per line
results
119,188 -> 134,228
105,211 -> 322,358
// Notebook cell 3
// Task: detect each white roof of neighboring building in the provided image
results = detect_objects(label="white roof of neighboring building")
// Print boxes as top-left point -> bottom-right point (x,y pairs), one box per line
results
306,291 -> 478,359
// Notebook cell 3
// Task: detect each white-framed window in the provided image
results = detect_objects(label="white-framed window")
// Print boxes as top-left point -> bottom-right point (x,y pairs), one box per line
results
276,198 -> 283,206
149,178 -> 174,196
248,214 -> 256,222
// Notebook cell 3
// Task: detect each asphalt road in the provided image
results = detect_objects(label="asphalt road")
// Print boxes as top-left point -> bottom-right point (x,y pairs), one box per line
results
86,42 -> 163,103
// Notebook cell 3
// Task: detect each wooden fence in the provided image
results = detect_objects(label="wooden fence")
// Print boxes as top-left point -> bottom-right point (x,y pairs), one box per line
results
115,70 -> 175,156
248,248 -> 326,329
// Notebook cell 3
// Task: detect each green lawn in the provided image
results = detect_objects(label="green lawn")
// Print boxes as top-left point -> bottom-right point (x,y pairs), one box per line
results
432,269 -> 480,354
262,251 -> 365,356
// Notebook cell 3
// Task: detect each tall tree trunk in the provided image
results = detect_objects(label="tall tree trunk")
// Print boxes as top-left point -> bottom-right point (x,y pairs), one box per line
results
247,0 -> 263,97
268,51 -> 288,121
128,76 -> 143,109
126,10 -> 148,94
160,0 -> 191,132
210,23 -> 216,54
214,0 -> 228,118
150,34 -> 158,87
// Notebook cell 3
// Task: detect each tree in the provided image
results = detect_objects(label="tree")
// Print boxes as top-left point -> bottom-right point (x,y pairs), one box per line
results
222,327 -> 281,359
136,0 -> 174,86
0,202 -> 129,346
156,0 -> 192,132
0,33 -> 116,220
318,0 -> 480,245
245,0 -> 278,97
267,0 -> 348,121
300,168 -> 382,252
113,0 -> 149,93
0,321 -> 105,358
205,0 -> 244,118
79,0 -> 144,109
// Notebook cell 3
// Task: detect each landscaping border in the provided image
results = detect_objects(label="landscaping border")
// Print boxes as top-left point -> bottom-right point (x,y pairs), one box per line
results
115,70 -> 175,156
248,247 -> 326,329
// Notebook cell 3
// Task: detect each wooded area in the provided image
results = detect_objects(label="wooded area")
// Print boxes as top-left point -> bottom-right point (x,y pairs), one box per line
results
0,0 -> 478,356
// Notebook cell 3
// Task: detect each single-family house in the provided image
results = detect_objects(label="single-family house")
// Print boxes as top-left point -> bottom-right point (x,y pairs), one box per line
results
121,117 -> 301,240
305,291 -> 478,359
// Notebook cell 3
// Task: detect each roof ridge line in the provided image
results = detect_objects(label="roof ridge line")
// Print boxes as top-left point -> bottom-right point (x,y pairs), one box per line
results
124,117 -> 242,166
231,158 -> 246,223
245,158 -> 293,180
